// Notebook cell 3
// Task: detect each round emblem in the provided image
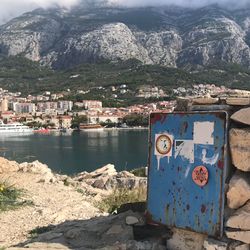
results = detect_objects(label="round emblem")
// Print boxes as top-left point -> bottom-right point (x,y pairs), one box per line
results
192,166 -> 209,187
155,134 -> 172,155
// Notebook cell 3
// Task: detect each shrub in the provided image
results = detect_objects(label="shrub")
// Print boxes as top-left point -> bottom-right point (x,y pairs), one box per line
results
97,187 -> 147,213
0,181 -> 32,212
130,167 -> 147,177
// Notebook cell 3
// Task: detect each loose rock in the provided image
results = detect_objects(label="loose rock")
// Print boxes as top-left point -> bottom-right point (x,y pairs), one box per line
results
0,157 -> 19,173
126,216 -> 139,225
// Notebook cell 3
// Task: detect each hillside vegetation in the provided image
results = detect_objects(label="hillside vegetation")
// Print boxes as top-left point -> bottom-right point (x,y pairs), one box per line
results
0,56 -> 249,96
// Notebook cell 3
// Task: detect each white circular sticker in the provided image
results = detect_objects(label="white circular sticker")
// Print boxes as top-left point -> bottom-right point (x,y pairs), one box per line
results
156,134 -> 172,155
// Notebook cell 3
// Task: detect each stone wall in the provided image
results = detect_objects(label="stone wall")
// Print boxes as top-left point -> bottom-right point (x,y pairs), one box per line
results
173,93 -> 250,249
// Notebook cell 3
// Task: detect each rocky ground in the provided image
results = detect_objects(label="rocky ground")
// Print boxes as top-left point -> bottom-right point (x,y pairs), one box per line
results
0,158 -> 157,250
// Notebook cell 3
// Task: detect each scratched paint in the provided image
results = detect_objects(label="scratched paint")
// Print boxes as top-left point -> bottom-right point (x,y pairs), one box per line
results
201,149 -> 219,165
175,140 -> 194,163
147,112 -> 228,237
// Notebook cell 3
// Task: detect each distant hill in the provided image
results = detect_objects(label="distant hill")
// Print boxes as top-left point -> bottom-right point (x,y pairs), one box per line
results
0,4 -> 250,93
0,56 -> 249,96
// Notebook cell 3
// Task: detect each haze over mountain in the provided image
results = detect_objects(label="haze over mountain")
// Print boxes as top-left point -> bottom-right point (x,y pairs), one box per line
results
1,2 -> 250,70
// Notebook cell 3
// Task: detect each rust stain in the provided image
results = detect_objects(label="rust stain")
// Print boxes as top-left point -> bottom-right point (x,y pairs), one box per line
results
150,113 -> 167,125
201,204 -> 206,213
180,121 -> 188,135
217,160 -> 224,170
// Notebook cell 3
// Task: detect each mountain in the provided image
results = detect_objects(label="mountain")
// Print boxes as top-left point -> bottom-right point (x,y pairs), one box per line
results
1,4 -> 250,70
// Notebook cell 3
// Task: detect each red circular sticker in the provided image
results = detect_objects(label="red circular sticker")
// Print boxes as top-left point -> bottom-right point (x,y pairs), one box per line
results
192,166 -> 209,187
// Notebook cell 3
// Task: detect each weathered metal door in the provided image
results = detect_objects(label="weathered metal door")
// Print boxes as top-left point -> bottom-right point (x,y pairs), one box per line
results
147,112 -> 228,237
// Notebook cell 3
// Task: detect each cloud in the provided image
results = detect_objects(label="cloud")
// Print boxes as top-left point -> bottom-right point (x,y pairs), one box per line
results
0,0 -> 249,25
107,0 -> 250,8
0,0 -> 80,24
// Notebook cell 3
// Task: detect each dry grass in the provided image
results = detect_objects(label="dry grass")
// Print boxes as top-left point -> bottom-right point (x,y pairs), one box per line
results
97,186 -> 147,213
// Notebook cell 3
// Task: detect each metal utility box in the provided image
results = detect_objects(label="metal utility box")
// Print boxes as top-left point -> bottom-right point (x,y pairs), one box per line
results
147,112 -> 228,237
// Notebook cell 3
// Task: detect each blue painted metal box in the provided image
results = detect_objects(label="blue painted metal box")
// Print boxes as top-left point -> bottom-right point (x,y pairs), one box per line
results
147,112 -> 228,237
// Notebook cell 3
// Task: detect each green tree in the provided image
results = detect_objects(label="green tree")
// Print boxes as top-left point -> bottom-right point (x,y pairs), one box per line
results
71,115 -> 88,128
122,113 -> 149,127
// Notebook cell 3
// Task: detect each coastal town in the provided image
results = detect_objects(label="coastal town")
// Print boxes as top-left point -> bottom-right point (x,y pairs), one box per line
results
0,83 -> 246,129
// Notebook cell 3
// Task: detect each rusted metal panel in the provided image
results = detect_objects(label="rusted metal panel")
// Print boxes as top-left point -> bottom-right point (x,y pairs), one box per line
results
147,111 -> 228,237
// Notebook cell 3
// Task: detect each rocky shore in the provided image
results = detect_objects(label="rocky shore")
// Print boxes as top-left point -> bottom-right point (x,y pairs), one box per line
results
0,158 -> 151,249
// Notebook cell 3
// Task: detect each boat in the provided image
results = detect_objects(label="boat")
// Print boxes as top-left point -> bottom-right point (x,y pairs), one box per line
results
0,120 -> 33,134
33,128 -> 50,134
79,124 -> 104,131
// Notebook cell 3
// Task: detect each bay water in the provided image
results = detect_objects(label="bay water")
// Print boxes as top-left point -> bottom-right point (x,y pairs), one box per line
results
0,129 -> 149,175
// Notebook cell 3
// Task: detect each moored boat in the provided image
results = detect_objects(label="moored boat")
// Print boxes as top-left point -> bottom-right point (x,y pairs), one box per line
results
79,124 -> 104,131
0,120 -> 33,134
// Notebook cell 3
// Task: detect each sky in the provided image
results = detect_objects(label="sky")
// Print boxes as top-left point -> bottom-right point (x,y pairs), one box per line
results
0,0 -> 249,24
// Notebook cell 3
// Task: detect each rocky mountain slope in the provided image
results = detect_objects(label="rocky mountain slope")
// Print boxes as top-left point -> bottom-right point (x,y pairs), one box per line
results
1,4 -> 250,70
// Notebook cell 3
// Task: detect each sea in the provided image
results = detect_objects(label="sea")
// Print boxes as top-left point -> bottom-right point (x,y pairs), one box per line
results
0,129 -> 149,175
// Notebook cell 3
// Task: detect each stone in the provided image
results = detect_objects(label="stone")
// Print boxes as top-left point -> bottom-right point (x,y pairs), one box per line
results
227,171 -> 250,209
89,164 -> 117,178
190,105 -> 232,111
228,242 -> 250,250
106,225 -> 124,235
7,243 -> 69,249
0,157 -> 19,173
166,228 -> 207,250
229,89 -> 250,97
226,201 -> 250,230
126,216 -> 139,225
229,128 -> 250,172
192,97 -> 219,105
226,231 -> 250,244
231,107 -> 250,125
203,238 -> 228,250
36,232 -> 63,241
175,97 -> 192,111
226,97 -> 250,106
64,228 -> 82,239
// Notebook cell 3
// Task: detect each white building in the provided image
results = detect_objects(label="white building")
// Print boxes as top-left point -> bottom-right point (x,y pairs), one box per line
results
13,103 -> 36,114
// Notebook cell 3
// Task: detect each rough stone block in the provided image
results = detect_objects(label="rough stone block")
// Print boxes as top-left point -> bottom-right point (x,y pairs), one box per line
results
229,128 -> 250,172
227,171 -> 250,209
226,231 -> 250,244
203,238 -> 228,250
166,228 -> 207,250
231,107 -> 250,125
226,201 -> 250,230
192,97 -> 219,105
226,97 -> 250,106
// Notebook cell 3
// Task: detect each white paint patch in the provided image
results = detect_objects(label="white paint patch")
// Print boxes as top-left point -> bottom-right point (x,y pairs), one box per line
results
193,121 -> 214,145
201,149 -> 219,165
185,165 -> 191,178
156,155 -> 161,170
174,140 -> 194,163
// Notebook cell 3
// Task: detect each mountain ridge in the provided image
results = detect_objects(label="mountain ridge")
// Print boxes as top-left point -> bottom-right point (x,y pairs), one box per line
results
1,4 -> 250,70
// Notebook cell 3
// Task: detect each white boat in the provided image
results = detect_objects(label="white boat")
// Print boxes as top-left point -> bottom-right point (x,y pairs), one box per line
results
0,120 -> 33,134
